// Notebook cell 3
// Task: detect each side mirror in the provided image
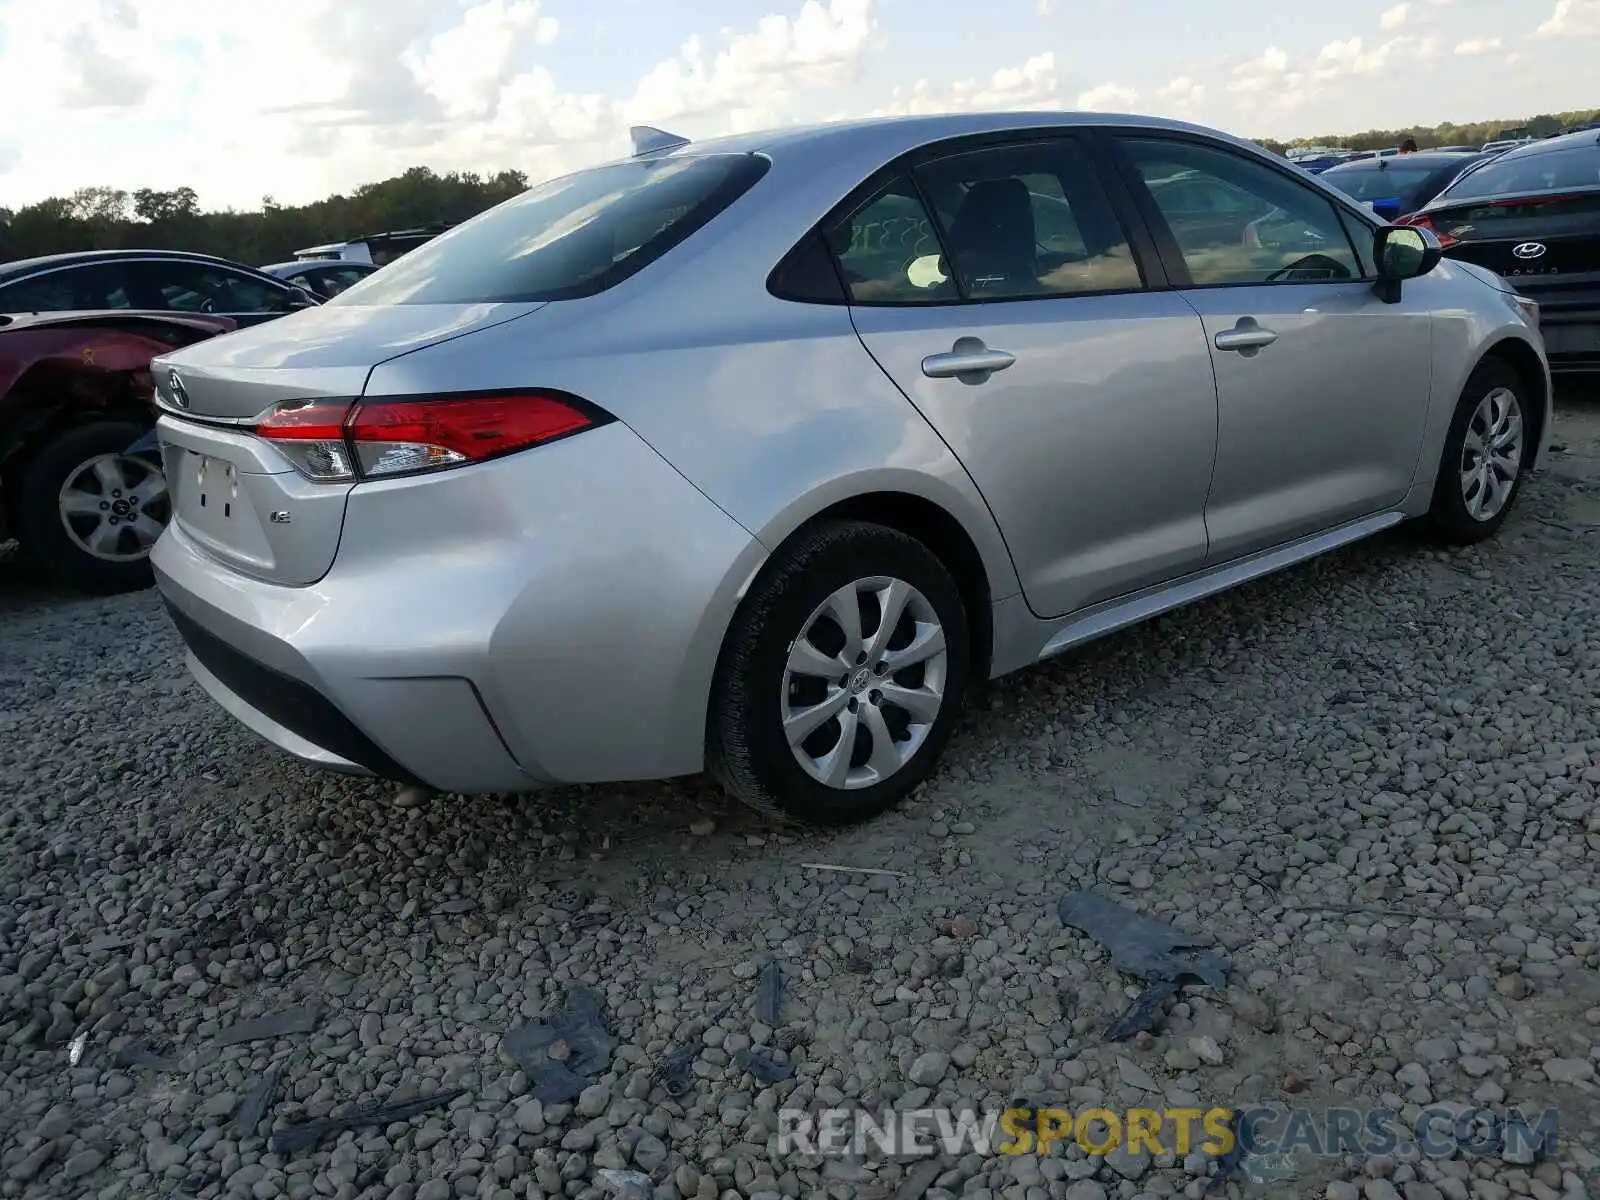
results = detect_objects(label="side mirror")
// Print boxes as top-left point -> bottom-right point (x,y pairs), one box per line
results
1372,224 -> 1443,303
286,286 -> 320,309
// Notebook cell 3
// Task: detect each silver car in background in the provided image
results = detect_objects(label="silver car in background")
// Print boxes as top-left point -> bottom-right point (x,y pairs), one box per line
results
149,112 -> 1549,826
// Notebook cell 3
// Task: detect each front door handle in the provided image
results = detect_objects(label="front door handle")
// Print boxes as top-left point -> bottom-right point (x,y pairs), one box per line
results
921,336 -> 1016,383
1213,317 -> 1278,356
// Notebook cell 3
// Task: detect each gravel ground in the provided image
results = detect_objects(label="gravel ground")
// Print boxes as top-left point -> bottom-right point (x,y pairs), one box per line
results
4,390 -> 1600,1200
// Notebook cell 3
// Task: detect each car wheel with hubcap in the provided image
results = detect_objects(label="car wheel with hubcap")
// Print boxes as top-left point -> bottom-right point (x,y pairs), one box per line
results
1425,358 -> 1531,545
709,519 -> 971,825
16,420 -> 170,593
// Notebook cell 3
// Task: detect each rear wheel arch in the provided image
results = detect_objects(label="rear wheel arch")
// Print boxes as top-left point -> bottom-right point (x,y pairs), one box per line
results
723,490 -> 997,689
797,492 -> 995,682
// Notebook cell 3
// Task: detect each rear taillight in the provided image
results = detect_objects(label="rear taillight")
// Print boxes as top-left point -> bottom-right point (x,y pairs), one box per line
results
253,392 -> 606,483
253,399 -> 357,481
1394,213 -> 1459,249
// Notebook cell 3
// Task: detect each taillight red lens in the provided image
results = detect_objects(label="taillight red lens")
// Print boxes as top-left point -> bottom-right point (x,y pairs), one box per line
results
253,392 -> 604,482
349,394 -> 595,479
255,398 -> 357,481
1394,213 -> 1458,249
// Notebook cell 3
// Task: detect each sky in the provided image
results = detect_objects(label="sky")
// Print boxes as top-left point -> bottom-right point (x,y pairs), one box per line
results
0,0 -> 1596,211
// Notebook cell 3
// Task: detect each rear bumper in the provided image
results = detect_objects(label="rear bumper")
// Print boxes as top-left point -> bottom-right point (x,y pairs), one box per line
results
1538,310 -> 1600,372
151,421 -> 766,793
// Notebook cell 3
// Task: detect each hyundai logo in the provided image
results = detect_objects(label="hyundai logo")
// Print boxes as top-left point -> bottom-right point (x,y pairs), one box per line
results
1512,242 -> 1547,260
166,368 -> 190,410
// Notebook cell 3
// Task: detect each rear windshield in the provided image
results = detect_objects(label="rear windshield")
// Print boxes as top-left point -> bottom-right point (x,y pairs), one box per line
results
331,153 -> 769,306
1441,142 -> 1600,203
1324,165 -> 1444,205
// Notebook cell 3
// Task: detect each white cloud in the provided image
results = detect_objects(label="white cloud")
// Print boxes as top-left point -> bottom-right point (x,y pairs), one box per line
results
0,0 -> 1594,211
1076,83 -> 1138,111
1537,0 -> 1600,35
403,0 -> 558,119
875,52 -> 1058,116
625,0 -> 874,132
1226,46 -> 1292,94
1154,75 -> 1208,113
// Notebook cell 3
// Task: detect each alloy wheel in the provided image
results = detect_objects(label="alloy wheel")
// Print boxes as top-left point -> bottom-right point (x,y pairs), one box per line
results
58,453 -> 171,563
1459,386 -> 1523,522
780,576 -> 949,790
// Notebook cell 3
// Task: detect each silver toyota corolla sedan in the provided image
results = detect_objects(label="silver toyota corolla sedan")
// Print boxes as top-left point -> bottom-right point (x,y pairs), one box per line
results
148,112 -> 1549,825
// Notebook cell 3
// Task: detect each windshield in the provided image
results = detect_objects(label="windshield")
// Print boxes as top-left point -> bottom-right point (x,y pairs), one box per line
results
331,153 -> 769,306
1441,142 -> 1600,203
1324,165 -> 1441,205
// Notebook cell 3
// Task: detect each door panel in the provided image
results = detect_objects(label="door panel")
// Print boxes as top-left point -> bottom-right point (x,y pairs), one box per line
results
1115,134 -> 1435,562
1179,284 -> 1433,560
852,296 -> 1219,617
829,138 -> 1220,620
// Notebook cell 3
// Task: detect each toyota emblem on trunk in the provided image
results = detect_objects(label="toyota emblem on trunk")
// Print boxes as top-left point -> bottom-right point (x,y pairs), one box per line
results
167,368 -> 190,409
1512,242 -> 1547,260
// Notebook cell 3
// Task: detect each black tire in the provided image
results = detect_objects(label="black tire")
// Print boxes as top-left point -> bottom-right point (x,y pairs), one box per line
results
708,519 -> 971,826
1423,357 -> 1532,546
14,420 -> 164,594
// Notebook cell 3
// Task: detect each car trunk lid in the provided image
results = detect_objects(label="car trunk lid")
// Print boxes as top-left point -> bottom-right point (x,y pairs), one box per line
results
151,301 -> 544,585
1419,190 -> 1600,300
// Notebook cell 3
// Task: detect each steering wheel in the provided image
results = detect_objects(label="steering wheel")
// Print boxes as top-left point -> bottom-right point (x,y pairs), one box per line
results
1263,253 -> 1350,283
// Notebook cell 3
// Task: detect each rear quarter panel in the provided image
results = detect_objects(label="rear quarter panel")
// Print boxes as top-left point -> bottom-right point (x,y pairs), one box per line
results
361,139 -> 1024,606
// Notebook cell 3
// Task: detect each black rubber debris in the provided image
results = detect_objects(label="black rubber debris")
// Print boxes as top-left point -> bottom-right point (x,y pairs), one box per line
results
1104,978 -> 1181,1042
235,1067 -> 280,1137
215,1005 -> 320,1047
655,999 -> 736,1098
756,959 -> 784,1028
1204,1109 -> 1246,1195
269,1087 -> 464,1155
502,984 -> 617,1104
1058,890 -> 1229,1041
734,1047 -> 794,1085
113,1041 -> 180,1071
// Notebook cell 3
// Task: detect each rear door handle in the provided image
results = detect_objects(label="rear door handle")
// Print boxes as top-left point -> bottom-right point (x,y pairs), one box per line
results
1213,318 -> 1278,355
921,336 -> 1016,383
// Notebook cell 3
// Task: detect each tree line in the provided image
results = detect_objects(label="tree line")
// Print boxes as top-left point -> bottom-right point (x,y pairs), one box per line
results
0,166 -> 530,266
3,107 -> 1598,268
1255,107 -> 1600,156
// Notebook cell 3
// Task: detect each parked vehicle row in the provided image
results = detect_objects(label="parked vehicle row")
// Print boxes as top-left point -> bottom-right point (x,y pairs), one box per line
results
0,310 -> 235,590
1397,128 -> 1600,373
1318,150 -> 1496,220
0,252 -> 321,588
141,113 -> 1549,827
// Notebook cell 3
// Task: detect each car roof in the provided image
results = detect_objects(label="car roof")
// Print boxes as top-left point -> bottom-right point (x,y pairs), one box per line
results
260,260 -> 372,273
1323,151 -> 1482,173
600,111 -> 1265,170
1489,129 -> 1600,162
0,248 -> 279,282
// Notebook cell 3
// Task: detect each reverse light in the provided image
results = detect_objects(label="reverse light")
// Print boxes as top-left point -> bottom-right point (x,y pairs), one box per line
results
253,399 -> 357,481
253,392 -> 606,483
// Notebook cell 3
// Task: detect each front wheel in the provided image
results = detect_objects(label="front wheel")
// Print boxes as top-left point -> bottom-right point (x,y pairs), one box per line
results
15,420 -> 170,593
708,520 -> 971,825
1423,358 -> 1532,545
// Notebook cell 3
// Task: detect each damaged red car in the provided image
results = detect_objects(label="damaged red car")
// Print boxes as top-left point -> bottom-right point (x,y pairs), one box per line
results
0,310 -> 235,592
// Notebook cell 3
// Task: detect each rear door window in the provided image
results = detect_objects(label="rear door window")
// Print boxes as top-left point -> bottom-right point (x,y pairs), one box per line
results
826,178 -> 954,304
913,139 -> 1143,299
134,262 -> 294,315
331,153 -> 770,306
1441,142 -> 1600,203
0,263 -> 134,312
